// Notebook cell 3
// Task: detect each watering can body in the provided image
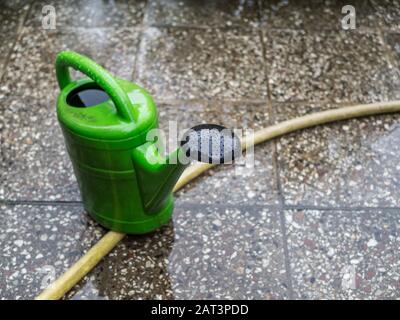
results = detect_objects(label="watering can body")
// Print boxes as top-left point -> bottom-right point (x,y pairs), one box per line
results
56,51 -> 186,234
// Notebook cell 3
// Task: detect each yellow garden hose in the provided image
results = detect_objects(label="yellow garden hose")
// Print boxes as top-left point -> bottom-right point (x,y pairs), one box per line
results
36,100 -> 400,300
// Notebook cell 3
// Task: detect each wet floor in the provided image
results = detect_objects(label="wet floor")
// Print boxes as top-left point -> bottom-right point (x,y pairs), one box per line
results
1,0 -> 400,299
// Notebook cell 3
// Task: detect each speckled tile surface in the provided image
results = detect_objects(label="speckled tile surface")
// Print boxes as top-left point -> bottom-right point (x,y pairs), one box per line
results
0,203 -> 105,300
0,95 -> 79,201
174,147 -> 279,206
0,4 -> 28,73
385,32 -> 400,66
66,205 -> 288,300
25,0 -> 146,27
147,0 -> 260,28
264,29 -> 400,103
158,101 -> 271,131
274,102 -> 400,207
285,209 -> 400,299
1,0 -> 400,300
0,26 -> 141,101
365,0 -> 400,31
0,0 -> 31,11
135,27 -> 267,101
260,0 -> 374,31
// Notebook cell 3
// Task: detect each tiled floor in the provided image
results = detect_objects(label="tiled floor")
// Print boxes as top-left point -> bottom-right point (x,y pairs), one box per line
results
1,0 -> 400,300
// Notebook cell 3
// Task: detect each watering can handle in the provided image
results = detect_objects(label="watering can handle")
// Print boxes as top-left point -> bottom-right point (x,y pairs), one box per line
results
55,51 -> 137,122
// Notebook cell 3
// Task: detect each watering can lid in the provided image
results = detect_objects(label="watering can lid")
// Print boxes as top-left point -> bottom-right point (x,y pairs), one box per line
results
55,51 -> 157,142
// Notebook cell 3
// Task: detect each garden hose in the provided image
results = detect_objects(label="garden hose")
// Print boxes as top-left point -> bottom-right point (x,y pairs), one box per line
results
36,99 -> 400,300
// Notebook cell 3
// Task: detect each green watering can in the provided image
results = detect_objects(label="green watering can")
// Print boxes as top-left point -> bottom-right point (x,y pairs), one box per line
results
56,51 -> 240,234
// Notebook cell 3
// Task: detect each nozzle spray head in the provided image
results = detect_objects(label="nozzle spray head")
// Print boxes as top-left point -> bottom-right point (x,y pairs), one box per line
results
180,124 -> 242,164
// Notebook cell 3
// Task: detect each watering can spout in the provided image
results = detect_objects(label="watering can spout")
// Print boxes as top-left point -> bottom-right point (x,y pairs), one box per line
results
132,143 -> 189,215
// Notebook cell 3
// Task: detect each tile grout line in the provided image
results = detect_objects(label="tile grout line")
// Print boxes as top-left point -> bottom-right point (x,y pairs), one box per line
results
376,26 -> 399,70
130,0 -> 151,81
258,20 -> 294,299
3,92 -> 397,112
155,98 -> 400,108
0,199 -> 83,206
283,204 -> 400,213
155,98 -> 270,105
2,198 -> 400,213
18,23 -> 397,33
0,2 -> 33,83
254,10 -> 296,301
273,152 -> 295,300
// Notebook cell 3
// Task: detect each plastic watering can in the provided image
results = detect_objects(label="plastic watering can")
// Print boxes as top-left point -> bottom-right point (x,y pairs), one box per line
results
56,51 -> 240,234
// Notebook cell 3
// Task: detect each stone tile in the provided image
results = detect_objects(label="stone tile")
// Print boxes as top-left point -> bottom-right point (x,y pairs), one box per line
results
158,101 -> 271,130
0,0 -> 31,11
274,102 -> 400,207
385,32 -> 400,68
135,27 -> 267,101
0,4 -> 29,72
68,205 -> 289,299
157,101 -> 279,206
0,26 -> 140,101
147,0 -> 260,28
0,203 -> 105,300
0,95 -> 80,201
264,29 -> 400,103
175,148 -> 278,206
260,0 -> 374,30
365,0 -> 400,31
285,209 -> 400,299
25,0 -> 146,27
